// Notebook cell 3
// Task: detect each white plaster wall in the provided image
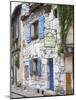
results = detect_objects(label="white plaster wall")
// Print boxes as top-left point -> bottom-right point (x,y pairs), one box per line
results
65,55 -> 73,72
66,26 -> 73,44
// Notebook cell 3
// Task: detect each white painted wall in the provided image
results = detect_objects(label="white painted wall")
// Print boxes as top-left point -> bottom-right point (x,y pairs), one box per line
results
65,55 -> 73,73
66,26 -> 73,44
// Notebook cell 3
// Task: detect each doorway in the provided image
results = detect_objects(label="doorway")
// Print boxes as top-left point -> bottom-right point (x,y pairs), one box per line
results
48,58 -> 54,91
66,72 -> 72,95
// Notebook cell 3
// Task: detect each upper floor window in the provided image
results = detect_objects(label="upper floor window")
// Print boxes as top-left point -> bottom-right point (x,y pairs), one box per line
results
31,21 -> 38,40
26,15 -> 45,43
13,17 -> 19,39
16,17 -> 19,38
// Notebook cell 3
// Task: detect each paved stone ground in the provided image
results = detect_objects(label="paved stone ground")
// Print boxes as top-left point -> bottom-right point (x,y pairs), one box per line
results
11,85 -> 44,98
11,92 -> 25,99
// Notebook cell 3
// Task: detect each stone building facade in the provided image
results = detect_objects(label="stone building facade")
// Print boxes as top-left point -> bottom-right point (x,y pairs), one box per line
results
11,4 -> 23,87
21,3 -> 66,95
11,3 -> 74,96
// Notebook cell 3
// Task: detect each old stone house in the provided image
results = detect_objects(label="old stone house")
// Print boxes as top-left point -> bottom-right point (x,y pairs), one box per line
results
11,3 -> 74,96
21,3 -> 66,95
11,4 -> 23,87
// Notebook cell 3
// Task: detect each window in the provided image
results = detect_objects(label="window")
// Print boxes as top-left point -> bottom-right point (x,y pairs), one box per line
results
15,54 -> 19,69
26,16 -> 45,43
13,21 -> 16,38
31,21 -> 38,40
24,65 -> 29,79
16,17 -> 19,38
13,17 -> 19,39
12,18 -> 19,49
32,59 -> 38,76
53,8 -> 57,18
29,58 -> 42,77
12,25 -> 14,39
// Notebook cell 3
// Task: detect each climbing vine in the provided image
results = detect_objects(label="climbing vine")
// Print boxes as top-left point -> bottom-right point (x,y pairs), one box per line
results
57,5 -> 74,56
15,56 -> 19,69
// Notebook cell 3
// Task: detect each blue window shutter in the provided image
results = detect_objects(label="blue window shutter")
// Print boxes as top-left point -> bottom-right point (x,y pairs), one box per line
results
29,58 -> 33,76
38,16 -> 45,39
27,24 -> 31,43
37,58 -> 42,77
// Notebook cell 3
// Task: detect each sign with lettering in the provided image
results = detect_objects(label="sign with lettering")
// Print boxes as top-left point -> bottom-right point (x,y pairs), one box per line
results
44,32 -> 56,48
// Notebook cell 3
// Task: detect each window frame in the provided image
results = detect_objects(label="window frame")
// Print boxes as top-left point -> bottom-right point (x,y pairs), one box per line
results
32,59 -> 38,76
31,20 -> 38,40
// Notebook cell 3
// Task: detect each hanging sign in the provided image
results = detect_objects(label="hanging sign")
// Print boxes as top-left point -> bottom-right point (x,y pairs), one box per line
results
44,32 -> 56,48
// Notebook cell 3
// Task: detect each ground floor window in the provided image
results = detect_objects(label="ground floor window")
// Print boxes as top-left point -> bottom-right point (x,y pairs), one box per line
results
24,65 -> 29,80
32,59 -> 38,80
29,58 -> 42,79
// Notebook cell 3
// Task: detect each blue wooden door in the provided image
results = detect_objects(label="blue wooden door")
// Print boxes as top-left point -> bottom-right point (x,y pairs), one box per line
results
49,58 -> 54,91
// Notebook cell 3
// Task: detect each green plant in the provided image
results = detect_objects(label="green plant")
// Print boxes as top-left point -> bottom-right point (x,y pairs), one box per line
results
15,57 -> 19,69
11,39 -> 15,47
11,38 -> 18,47
35,33 -> 38,36
17,82 -> 21,87
57,5 -> 74,56
14,38 -> 18,43
11,42 -> 15,47
58,46 -> 64,56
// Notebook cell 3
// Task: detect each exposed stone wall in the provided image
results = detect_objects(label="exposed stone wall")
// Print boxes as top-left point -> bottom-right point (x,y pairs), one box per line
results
17,17 -> 24,85
22,5 -> 66,93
